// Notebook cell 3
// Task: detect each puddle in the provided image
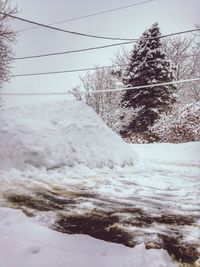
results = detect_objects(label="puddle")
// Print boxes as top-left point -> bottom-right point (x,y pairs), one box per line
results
3,189 -> 200,265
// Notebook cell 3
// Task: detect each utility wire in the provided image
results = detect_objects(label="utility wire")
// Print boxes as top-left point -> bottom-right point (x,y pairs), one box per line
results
13,28 -> 200,60
0,92 -> 71,96
1,11 -> 200,42
12,54 -> 199,77
18,0 -> 154,32
1,78 -> 200,96
0,10 -> 144,41
94,77 -> 200,93
12,65 -> 121,77
13,41 -> 133,60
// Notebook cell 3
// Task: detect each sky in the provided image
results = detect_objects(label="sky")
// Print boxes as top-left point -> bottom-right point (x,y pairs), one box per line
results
1,0 -> 200,104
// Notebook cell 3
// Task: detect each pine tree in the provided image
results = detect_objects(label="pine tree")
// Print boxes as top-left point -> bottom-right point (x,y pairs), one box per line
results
121,23 -> 176,135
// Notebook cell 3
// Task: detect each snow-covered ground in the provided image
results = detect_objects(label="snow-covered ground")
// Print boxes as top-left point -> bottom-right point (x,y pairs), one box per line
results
0,207 -> 177,267
0,99 -> 199,266
132,142 -> 200,166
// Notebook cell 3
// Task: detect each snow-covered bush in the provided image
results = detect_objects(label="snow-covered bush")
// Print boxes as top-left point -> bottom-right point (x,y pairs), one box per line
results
123,132 -> 157,144
150,101 -> 200,142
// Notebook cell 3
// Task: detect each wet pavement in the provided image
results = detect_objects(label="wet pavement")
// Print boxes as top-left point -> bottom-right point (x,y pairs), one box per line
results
0,161 -> 200,265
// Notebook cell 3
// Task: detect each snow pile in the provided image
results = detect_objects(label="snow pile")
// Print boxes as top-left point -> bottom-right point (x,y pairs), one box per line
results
0,207 -> 177,267
0,99 -> 137,171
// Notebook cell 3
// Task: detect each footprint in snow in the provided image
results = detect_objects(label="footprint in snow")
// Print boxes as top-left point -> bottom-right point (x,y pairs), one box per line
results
30,246 -> 41,255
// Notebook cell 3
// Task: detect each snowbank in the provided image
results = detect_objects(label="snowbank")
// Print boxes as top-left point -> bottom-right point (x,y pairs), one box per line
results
0,99 -> 137,171
0,207 -> 177,267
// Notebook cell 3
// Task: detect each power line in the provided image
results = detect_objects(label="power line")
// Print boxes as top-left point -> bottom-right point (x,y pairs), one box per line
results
2,11 -> 200,43
0,11 -> 142,41
18,0 -> 155,33
12,54 -> 199,77
13,28 -> 200,60
94,77 -> 200,93
13,41 -> 133,60
12,65 -> 121,77
0,92 -> 71,96
1,77 -> 200,96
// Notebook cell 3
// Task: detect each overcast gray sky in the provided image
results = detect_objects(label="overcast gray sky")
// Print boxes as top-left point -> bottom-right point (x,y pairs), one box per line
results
1,0 -> 200,104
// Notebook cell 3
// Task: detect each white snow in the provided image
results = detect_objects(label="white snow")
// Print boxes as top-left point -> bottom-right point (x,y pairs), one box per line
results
0,99 -> 137,171
0,142 -> 199,262
0,207 -> 177,267
132,142 -> 200,166
0,98 -> 199,266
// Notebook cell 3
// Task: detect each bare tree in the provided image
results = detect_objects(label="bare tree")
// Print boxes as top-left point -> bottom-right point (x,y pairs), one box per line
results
70,67 -> 135,133
195,23 -> 200,36
111,47 -> 131,80
162,35 -> 200,102
0,0 -> 17,87
112,46 -> 130,67
163,36 -> 199,80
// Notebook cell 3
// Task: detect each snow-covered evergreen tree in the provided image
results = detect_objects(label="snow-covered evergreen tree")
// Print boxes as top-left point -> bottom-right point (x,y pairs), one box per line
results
121,23 -> 176,135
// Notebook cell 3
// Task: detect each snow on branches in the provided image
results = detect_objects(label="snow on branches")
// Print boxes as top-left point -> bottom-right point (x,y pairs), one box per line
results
150,101 -> 200,142
70,67 -> 135,134
121,23 -> 177,134
0,0 -> 17,86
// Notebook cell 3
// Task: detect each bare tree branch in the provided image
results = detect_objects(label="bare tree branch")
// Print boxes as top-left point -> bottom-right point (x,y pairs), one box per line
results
0,0 -> 17,86
162,35 -> 200,102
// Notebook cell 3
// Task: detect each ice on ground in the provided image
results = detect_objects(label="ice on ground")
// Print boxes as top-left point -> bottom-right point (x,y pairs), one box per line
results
0,207 -> 177,267
0,99 -> 137,171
